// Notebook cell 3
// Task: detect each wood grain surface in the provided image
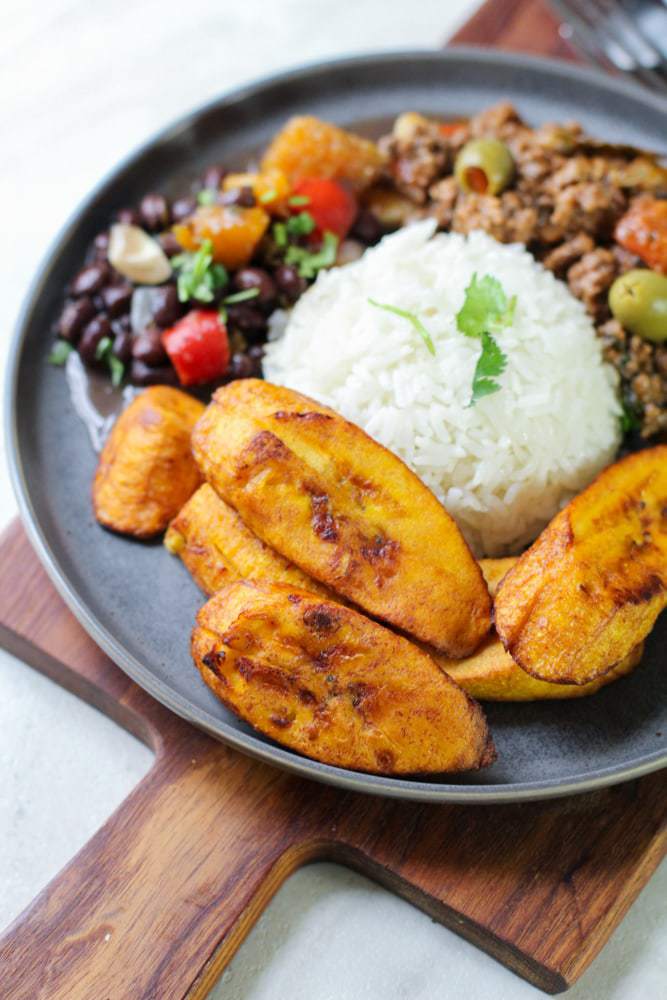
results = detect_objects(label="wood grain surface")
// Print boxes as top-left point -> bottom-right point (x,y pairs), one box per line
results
1,3 -> 665,998
0,525 -> 665,999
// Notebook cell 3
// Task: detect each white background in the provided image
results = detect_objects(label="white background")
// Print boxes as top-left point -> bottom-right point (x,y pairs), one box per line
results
1,2 -> 665,997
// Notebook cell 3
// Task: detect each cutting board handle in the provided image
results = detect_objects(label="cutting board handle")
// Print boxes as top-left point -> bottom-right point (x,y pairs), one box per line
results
0,730 -> 331,1000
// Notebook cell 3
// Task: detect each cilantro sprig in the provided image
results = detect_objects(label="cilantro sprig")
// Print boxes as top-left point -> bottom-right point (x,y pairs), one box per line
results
95,336 -> 125,387
456,273 -> 515,405
368,299 -> 436,356
218,287 -> 260,324
285,231 -> 339,279
172,239 -> 229,304
47,340 -> 73,366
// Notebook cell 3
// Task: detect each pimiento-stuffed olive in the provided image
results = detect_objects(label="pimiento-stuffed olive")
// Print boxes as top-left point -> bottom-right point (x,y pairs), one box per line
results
609,269 -> 667,343
454,139 -> 515,196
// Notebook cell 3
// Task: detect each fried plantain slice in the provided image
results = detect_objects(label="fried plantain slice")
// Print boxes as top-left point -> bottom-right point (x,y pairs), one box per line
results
93,386 -> 205,539
165,483 -> 332,598
439,558 -> 643,700
191,580 -> 495,775
494,447 -> 667,685
192,380 -> 491,656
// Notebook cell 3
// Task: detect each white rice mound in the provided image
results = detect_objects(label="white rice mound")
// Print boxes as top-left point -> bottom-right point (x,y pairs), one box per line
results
263,222 -> 621,556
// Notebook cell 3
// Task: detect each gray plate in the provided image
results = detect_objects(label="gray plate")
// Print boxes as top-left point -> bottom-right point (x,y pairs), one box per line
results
7,49 -> 667,803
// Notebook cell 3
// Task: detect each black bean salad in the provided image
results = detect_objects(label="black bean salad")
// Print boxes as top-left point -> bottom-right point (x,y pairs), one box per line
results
49,116 -> 386,389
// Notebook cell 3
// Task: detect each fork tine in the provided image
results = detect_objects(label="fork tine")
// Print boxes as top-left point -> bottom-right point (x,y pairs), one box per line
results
548,0 -> 619,73
595,0 -> 666,69
549,0 -> 667,93
588,0 -> 667,91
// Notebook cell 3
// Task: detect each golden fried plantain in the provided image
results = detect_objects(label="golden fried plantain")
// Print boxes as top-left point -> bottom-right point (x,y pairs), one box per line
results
494,447 -> 667,685
93,386 -> 205,539
260,116 -> 384,191
165,483 -> 332,598
192,380 -> 491,656
192,580 -> 495,775
439,559 -> 642,700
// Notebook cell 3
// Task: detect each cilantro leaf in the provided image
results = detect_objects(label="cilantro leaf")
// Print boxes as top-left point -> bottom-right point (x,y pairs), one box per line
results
456,273 -> 516,338
285,231 -> 338,278
469,331 -> 507,405
288,194 -> 310,207
620,399 -> 641,434
94,335 -> 125,387
368,299 -> 436,356
286,211 -> 316,238
47,340 -> 73,366
221,288 -> 260,305
259,189 -> 277,204
272,222 -> 287,248
172,239 -> 228,303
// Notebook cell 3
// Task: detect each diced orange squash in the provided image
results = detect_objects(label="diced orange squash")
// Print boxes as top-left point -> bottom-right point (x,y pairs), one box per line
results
173,204 -> 269,269
261,116 -> 384,192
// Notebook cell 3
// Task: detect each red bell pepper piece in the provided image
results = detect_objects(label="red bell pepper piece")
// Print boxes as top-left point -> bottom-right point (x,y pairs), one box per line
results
161,309 -> 230,386
291,178 -> 358,240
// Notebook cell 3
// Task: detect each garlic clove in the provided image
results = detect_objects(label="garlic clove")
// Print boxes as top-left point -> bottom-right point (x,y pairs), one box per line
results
108,224 -> 172,285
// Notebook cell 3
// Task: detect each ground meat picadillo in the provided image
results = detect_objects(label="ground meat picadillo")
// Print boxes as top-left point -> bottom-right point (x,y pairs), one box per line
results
378,103 -> 667,438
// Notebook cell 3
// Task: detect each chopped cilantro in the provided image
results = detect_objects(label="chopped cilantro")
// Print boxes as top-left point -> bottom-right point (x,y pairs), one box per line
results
456,272 -> 514,405
95,336 -> 124,387
221,288 -> 260,305
286,211 -> 316,237
47,340 -> 73,366
259,189 -> 277,204
218,286 -> 260,323
172,239 -> 228,303
285,231 -> 338,278
272,222 -> 288,248
456,273 -> 516,339
288,194 -> 310,207
197,189 -> 217,206
469,331 -> 507,405
620,399 -> 641,434
368,299 -> 436,356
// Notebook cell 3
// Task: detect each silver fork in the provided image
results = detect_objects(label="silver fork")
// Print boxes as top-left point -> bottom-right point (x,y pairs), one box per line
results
548,0 -> 667,94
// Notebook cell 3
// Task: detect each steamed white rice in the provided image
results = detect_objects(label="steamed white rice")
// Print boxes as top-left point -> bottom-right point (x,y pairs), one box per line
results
263,222 -> 621,556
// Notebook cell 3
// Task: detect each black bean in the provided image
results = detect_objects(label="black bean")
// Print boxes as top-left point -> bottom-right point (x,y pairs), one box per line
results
350,209 -> 383,245
229,352 -> 255,379
99,282 -> 133,317
112,326 -> 133,364
132,325 -> 168,366
70,262 -> 110,297
57,297 -> 96,342
172,196 -> 197,222
226,304 -> 267,338
233,267 -> 277,310
158,232 -> 182,257
274,264 -> 307,302
116,207 -> 141,226
202,164 -> 227,190
130,360 -> 179,386
93,231 -> 110,257
221,186 -> 255,208
151,284 -> 182,327
139,193 -> 171,232
78,315 -> 111,366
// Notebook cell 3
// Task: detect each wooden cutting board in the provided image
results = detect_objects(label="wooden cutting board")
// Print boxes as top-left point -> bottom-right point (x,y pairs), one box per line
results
1,3 -> 665,997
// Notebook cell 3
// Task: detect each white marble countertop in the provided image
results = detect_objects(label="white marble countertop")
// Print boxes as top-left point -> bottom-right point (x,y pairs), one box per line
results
1,2 -> 665,997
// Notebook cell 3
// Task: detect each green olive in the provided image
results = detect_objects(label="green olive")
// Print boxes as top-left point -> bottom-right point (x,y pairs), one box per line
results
608,269 -> 667,343
454,138 -> 515,196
